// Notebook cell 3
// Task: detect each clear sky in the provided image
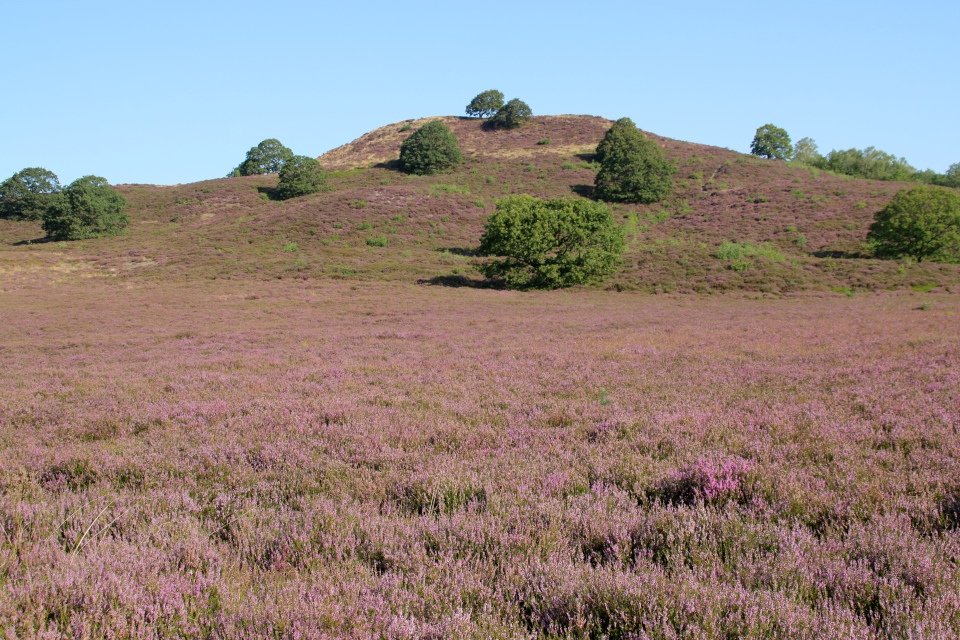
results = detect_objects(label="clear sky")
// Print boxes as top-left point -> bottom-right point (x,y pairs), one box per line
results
3,0 -> 957,186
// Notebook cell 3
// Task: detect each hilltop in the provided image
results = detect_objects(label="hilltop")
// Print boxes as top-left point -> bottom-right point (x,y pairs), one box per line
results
1,115 -> 958,295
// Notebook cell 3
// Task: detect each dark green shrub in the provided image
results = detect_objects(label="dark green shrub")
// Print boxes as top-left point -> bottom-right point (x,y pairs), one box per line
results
465,90 -> 504,118
750,124 -> 793,160
398,120 -> 462,175
489,99 -> 532,129
867,185 -> 960,262
275,155 -> 329,200
0,167 -> 61,220
478,195 -> 625,288
594,119 -> 675,204
232,139 -> 294,176
41,176 -> 128,240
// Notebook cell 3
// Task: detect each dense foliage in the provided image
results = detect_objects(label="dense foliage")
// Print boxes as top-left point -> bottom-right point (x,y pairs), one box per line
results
465,89 -> 504,118
478,195 -> 625,288
489,98 -> 532,129
398,121 -> 462,175
233,139 -> 294,176
791,137 -> 819,165
0,168 -> 61,220
867,185 -> 960,262
275,156 -> 329,200
594,119 -> 675,204
750,124 -> 793,160
41,176 -> 128,240
815,147 -> 916,181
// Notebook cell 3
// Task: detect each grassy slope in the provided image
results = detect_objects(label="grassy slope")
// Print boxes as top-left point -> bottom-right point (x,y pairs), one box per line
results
1,115 -> 958,295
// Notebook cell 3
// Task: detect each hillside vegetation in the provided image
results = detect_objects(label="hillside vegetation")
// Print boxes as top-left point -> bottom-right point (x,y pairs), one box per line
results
1,115 -> 958,295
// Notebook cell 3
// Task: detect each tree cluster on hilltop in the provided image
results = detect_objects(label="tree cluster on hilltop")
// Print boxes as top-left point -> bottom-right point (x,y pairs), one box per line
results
465,90 -> 532,129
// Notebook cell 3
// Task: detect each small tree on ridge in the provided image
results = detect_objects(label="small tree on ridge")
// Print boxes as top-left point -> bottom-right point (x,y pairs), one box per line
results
489,99 -> 532,129
750,124 -> 793,160
234,139 -> 294,176
466,90 -> 504,118
0,167 -> 61,220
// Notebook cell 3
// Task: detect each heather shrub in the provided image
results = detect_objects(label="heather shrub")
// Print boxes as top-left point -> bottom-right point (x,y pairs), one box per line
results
398,120 -> 462,175
274,155 -> 328,200
594,118 -> 675,204
750,123 -> 793,160
41,175 -> 129,240
489,98 -> 532,129
650,456 -> 755,506
465,89 -> 504,118
0,167 -> 61,220
478,195 -> 625,289
868,185 -> 960,262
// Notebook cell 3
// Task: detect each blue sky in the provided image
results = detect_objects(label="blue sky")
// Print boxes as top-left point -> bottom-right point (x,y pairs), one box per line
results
3,0 -> 958,186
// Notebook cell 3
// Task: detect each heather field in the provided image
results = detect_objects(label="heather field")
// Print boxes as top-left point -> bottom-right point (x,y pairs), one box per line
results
2,276 -> 960,638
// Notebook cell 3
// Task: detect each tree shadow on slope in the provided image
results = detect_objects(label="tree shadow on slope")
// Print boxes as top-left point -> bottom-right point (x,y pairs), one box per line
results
417,274 -> 499,289
256,186 -> 280,201
12,236 -> 55,246
436,246 -> 479,257
811,249 -> 867,259
570,184 -> 596,198
373,160 -> 401,171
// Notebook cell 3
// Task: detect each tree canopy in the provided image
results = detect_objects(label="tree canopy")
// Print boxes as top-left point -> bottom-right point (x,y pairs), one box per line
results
792,137 -> 820,165
234,139 -> 294,176
489,99 -> 532,129
275,156 -> 329,200
41,176 -> 128,240
867,185 -> 960,263
478,195 -> 625,289
398,120 -> 462,175
750,124 -> 793,160
465,90 -> 504,118
594,119 -> 675,204
0,167 -> 61,220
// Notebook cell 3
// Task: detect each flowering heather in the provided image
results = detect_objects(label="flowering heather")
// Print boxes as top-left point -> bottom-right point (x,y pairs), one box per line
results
1,275 -> 959,638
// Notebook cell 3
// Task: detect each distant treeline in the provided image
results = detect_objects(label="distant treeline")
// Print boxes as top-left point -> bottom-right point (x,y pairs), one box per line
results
792,138 -> 959,187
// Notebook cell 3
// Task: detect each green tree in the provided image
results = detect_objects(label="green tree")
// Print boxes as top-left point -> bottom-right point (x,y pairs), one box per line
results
750,124 -> 793,160
275,156 -> 329,200
489,98 -> 532,129
478,195 -> 625,288
0,168 -> 61,220
594,119 -> 675,204
233,139 -> 294,176
398,120 -> 462,175
792,137 -> 821,165
465,90 -> 504,118
867,185 -> 960,262
42,176 -> 129,240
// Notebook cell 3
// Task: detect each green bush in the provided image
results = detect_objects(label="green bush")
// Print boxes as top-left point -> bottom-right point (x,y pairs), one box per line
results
366,235 -> 389,247
42,176 -> 128,240
232,139 -> 294,176
275,156 -> 329,200
489,99 -> 532,129
594,118 -> 675,204
716,240 -> 784,262
478,195 -> 625,289
537,138 -> 551,145
398,120 -> 462,175
867,185 -> 960,262
465,90 -> 504,118
0,167 -> 61,220
750,124 -> 793,160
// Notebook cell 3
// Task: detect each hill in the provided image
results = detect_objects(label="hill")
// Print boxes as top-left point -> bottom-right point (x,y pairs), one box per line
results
0,115 -> 958,295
